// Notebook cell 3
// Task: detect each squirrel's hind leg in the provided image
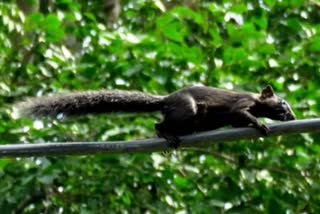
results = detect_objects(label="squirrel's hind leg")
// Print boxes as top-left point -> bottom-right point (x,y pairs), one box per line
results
157,93 -> 199,148
155,122 -> 182,149
155,119 -> 196,149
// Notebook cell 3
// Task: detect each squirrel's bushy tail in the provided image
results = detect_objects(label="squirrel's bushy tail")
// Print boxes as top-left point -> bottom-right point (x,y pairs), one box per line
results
17,90 -> 165,117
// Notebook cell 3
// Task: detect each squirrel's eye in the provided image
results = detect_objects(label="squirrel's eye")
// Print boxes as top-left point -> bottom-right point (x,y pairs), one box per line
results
279,99 -> 286,105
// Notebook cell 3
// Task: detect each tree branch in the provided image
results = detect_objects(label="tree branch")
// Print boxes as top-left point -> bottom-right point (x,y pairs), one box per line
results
1,118 -> 319,157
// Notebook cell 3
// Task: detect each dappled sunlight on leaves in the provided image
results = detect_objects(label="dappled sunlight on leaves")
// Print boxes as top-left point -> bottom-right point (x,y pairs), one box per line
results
0,0 -> 319,213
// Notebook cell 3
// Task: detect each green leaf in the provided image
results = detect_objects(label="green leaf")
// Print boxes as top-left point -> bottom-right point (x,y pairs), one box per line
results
309,36 -> 320,52
286,18 -> 301,31
157,15 -> 186,43
25,12 -> 44,31
265,0 -> 276,8
44,14 -> 64,42
223,47 -> 247,64
174,176 -> 190,188
173,6 -> 204,27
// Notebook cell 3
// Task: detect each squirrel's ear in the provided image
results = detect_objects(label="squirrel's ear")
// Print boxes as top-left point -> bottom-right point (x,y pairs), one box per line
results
261,85 -> 274,99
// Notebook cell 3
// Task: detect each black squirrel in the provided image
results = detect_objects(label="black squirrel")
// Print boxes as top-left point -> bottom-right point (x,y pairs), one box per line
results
18,85 -> 295,147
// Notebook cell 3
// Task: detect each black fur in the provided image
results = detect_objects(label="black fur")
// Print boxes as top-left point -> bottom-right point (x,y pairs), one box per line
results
17,86 -> 295,148
18,90 -> 164,117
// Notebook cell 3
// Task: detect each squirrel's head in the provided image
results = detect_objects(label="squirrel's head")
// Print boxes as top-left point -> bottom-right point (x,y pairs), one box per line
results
259,85 -> 296,121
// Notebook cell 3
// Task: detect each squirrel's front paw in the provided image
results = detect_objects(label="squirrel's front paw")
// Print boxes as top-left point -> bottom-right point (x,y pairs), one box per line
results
258,124 -> 270,136
165,135 -> 181,149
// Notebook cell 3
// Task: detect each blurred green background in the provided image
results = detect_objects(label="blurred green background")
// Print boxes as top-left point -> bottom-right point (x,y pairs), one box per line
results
0,0 -> 320,213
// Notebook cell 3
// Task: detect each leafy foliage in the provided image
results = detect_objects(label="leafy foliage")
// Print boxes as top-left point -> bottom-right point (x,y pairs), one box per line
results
0,0 -> 319,213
